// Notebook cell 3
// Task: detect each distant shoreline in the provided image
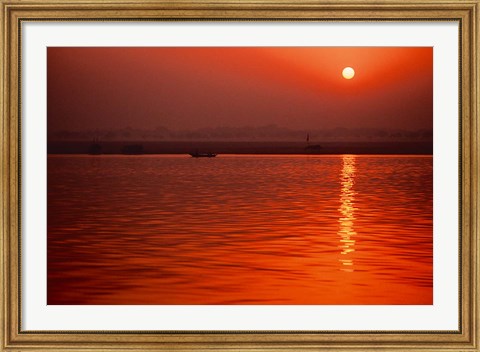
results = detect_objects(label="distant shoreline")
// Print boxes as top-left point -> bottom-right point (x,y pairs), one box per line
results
48,141 -> 433,155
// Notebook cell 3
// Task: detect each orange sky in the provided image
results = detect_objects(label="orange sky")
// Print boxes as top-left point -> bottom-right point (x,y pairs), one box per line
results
47,47 -> 432,134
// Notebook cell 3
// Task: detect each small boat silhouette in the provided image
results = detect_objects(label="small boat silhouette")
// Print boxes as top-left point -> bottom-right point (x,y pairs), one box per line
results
189,152 -> 217,158
88,138 -> 102,155
122,144 -> 144,155
305,133 -> 322,153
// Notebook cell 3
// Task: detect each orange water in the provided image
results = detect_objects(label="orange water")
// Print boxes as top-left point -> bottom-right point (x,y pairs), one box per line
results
47,155 -> 432,305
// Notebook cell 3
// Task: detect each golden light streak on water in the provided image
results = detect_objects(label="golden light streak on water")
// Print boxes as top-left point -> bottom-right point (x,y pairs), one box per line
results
338,155 -> 357,272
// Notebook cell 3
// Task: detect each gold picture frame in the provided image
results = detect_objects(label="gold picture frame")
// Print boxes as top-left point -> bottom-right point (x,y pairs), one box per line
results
1,0 -> 478,351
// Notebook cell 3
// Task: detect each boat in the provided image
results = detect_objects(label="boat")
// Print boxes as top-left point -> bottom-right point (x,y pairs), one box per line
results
122,144 -> 144,155
88,137 -> 102,155
305,144 -> 322,151
189,152 -> 217,158
304,133 -> 322,153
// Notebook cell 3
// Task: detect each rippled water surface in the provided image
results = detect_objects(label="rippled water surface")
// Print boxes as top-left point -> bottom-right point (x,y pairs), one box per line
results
48,155 -> 432,304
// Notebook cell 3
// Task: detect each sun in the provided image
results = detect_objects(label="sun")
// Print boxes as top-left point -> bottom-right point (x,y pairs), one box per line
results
342,67 -> 355,80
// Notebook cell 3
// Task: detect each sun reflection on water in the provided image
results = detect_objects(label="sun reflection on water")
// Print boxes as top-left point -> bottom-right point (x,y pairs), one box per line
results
338,155 -> 357,272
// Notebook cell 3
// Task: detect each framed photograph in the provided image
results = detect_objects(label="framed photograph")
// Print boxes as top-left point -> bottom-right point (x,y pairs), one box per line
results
1,0 -> 478,351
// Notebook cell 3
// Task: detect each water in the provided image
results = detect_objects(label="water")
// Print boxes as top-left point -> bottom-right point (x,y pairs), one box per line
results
47,155 -> 432,305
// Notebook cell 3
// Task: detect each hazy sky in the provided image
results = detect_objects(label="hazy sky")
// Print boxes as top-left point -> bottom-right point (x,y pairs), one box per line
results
47,47 -> 432,133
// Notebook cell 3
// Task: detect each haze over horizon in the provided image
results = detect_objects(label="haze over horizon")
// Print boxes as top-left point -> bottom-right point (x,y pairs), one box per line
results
48,125 -> 433,142
47,47 -> 433,139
